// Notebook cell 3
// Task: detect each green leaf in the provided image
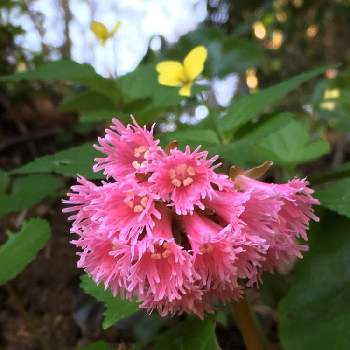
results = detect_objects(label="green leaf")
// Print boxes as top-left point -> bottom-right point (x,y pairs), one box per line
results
10,143 -> 103,179
316,178 -> 350,218
119,63 -> 181,106
209,112 -> 294,166
159,128 -> 220,149
0,169 -> 9,193
0,174 -> 64,217
279,211 -> 350,350
311,161 -> 350,184
80,109 -> 118,123
79,341 -> 113,350
0,60 -> 120,101
153,317 -> 219,350
80,274 -> 139,329
60,91 -> 116,113
221,66 -> 329,134
0,218 -> 51,285
1,60 -> 98,81
254,120 -> 330,165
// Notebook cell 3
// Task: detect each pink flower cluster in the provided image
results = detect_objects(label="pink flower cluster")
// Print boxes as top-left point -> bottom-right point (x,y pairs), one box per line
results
64,118 -> 319,318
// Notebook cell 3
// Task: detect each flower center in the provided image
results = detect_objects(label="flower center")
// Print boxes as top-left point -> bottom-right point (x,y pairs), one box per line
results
169,163 -> 196,188
124,195 -> 148,213
132,146 -> 150,170
199,243 -> 213,254
151,242 -> 172,260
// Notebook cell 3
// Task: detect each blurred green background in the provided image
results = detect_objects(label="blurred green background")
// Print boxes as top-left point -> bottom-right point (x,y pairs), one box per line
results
0,0 -> 350,349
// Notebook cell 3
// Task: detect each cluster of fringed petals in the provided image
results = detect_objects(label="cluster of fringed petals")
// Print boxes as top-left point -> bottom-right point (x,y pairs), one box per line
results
63,118 -> 319,318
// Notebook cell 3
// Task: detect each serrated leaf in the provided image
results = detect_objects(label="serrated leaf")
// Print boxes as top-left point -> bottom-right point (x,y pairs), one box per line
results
221,66 -> 329,134
0,174 -> 64,217
79,340 -> 113,350
254,119 -> 330,165
10,143 -> 102,179
209,112 -> 294,166
153,317 -> 219,350
316,178 -> 350,218
279,211 -> 350,350
80,274 -> 139,329
0,60 -> 120,101
159,129 -> 220,149
0,218 -> 51,285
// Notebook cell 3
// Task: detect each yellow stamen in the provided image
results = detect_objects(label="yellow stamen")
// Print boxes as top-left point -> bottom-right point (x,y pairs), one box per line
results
172,178 -> 182,187
182,177 -> 194,187
133,205 -> 144,213
140,196 -> 148,207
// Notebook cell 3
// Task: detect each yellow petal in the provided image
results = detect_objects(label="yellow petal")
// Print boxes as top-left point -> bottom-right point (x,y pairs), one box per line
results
179,83 -> 192,97
156,61 -> 186,86
91,21 -> 109,45
110,20 -> 121,36
183,46 -> 208,81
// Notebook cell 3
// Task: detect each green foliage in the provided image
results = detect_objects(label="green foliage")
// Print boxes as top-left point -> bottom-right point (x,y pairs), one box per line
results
220,66 -> 329,135
316,178 -> 350,218
159,128 -> 220,149
79,341 -> 113,350
153,317 -> 219,350
0,174 -> 64,217
80,109 -> 120,123
60,90 -> 116,113
80,274 -> 139,329
10,143 -> 102,179
0,60 -> 120,101
0,170 -> 9,192
279,211 -> 350,350
1,11 -> 346,348
0,218 -> 51,285
209,112 -> 294,166
254,119 -> 329,165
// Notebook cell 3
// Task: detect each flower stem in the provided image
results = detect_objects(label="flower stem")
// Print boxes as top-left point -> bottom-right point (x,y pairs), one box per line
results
230,297 -> 267,350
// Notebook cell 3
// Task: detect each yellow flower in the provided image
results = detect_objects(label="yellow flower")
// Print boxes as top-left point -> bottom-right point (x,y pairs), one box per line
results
324,88 -> 340,99
156,46 -> 208,97
320,102 -> 336,111
90,20 -> 121,45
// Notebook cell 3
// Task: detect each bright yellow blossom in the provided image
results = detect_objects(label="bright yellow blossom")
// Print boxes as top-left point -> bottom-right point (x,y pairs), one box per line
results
90,20 -> 121,46
156,46 -> 208,97
324,88 -> 340,99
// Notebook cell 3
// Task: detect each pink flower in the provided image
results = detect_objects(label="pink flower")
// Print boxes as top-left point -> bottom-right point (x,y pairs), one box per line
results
232,233 -> 268,286
181,213 -> 241,295
74,233 -> 132,296
63,176 -> 101,235
149,146 -> 231,214
140,284 -> 214,319
94,118 -> 160,180
126,205 -> 195,302
236,175 -> 319,272
127,238 -> 194,302
63,118 -> 319,319
204,188 -> 249,230
94,181 -> 161,241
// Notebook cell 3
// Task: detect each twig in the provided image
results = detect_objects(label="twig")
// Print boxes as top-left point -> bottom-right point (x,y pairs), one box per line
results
230,297 -> 267,350
0,127 -> 61,152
